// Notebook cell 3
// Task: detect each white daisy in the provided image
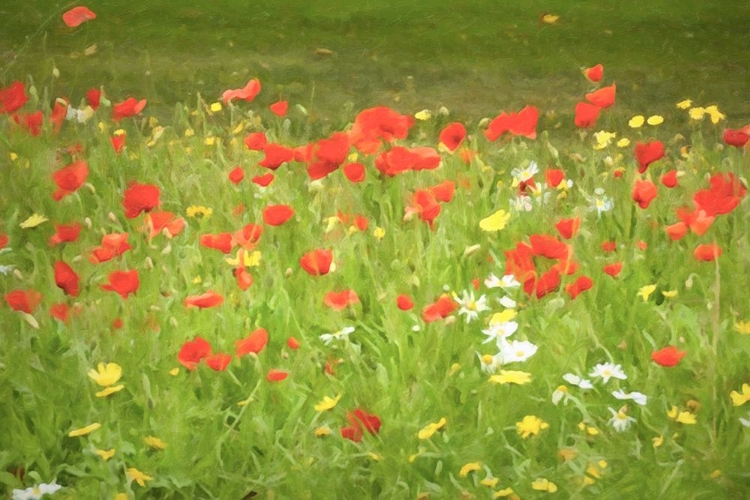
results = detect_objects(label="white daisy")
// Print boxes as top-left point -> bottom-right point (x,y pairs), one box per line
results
498,296 -> 517,309
477,352 -> 502,374
608,407 -> 636,432
13,482 -> 62,500
319,326 -> 355,346
498,339 -> 538,364
740,413 -> 750,428
511,195 -> 534,212
481,321 -> 518,344
562,373 -> 594,389
453,290 -> 490,323
552,385 -> 570,406
612,389 -> 648,406
589,362 -> 627,384
511,160 -> 539,183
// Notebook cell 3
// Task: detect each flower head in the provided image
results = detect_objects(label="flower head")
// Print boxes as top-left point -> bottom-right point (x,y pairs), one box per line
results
453,290 -> 490,323
608,407 -> 636,432
320,326 -> 355,345
589,362 -> 627,383
516,415 -> 548,439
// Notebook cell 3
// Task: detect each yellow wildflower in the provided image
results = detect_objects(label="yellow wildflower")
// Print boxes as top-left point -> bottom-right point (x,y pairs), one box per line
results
20,214 -> 48,229
489,370 -> 532,385
558,448 -> 577,461
647,115 -> 664,125
516,415 -> 549,439
531,478 -> 558,492
414,109 -> 432,121
661,290 -> 678,298
628,115 -> 645,128
667,406 -> 697,424
68,422 -> 101,437
688,107 -> 705,120
373,227 -> 386,240
144,436 -> 167,450
676,99 -> 692,109
652,435 -> 664,448
480,477 -> 499,488
96,448 -> 116,461
314,426 -> 331,437
490,309 -> 517,325
593,130 -> 616,149
459,462 -> 482,477
184,127 -> 195,137
637,284 -> 656,302
493,488 -> 515,498
314,394 -> 341,412
735,321 -> 750,334
704,105 -> 725,124
210,102 -> 222,113
186,205 -> 212,219
115,494 -> 128,500
225,250 -> 262,267
418,417 -> 447,440
616,138 -> 631,148
730,384 -> 750,406
169,368 -> 180,376
479,209 -> 511,232
95,385 -> 124,398
367,452 -> 382,461
127,468 -> 153,487
88,362 -> 123,387
204,136 -> 216,146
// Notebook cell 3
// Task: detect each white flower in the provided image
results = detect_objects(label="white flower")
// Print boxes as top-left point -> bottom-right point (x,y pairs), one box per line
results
608,407 -> 636,432
562,373 -> 594,389
511,195 -> 534,212
740,413 -> 750,427
587,188 -> 614,215
481,321 -> 518,344
13,482 -> 62,500
498,296 -> 517,308
477,352 -> 502,374
319,326 -> 355,345
498,339 -> 538,363
552,385 -> 570,406
589,362 -> 627,384
511,160 -> 539,183
485,273 -> 521,292
612,389 -> 648,406
0,264 -> 15,275
484,273 -> 503,289
453,290 -> 490,323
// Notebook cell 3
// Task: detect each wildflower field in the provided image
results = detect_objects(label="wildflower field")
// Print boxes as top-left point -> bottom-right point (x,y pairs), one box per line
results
2,5 -> 750,500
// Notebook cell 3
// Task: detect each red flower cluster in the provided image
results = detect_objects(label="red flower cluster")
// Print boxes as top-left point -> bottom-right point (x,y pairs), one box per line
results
484,106 -> 539,141
341,408 -> 381,442
348,107 -> 414,154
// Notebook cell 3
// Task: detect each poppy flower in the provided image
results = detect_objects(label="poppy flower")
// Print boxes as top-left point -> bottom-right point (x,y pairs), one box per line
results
341,408 -> 381,442
178,336 -> 212,370
262,204 -> 294,226
234,265 -> 253,291
90,233 -> 131,263
665,222 -> 688,241
375,146 -> 440,176
54,261 -> 79,297
307,161 -> 340,181
585,83 -> 616,108
603,262 -> 623,277
50,98 -> 68,134
430,180 -> 455,203
222,78 -> 261,104
228,166 -> 244,184
661,170 -> 678,188
205,353 -> 232,371
324,290 -> 359,310
52,161 -> 89,201
439,122 -> 466,151
0,234 -> 8,249
485,106 -> 539,141
555,218 -> 580,240
545,169 -> 565,188
200,233 -> 234,254
583,64 -> 603,82
266,369 -> 288,382
0,81 -> 28,114
651,346 -> 686,367
259,143 -> 295,169
252,173 -> 274,187
144,211 -> 184,240
634,141 -> 665,173
601,241 -> 616,252
236,328 -> 269,356
675,207 -> 714,236
566,275 -> 593,299
300,249 -> 333,276
574,102 -> 600,128
122,182 -> 160,218
233,224 -> 263,249
530,234 -> 568,260
86,88 -> 101,109
50,303 -> 70,323
244,131 -> 267,150
101,270 -> 139,299
13,111 -> 43,136
343,162 -> 366,183
349,106 -> 414,153
184,291 -> 224,308
287,337 -> 300,349
694,243 -> 722,261
723,127 -> 750,148
632,179 -> 658,209
406,189 -> 442,228
693,173 -> 746,216
111,133 -> 126,154
62,6 -> 96,27
533,268 -> 561,299
269,100 -> 288,116
112,97 -> 146,121
4,289 -> 42,314
422,294 -> 457,322
396,294 -> 414,311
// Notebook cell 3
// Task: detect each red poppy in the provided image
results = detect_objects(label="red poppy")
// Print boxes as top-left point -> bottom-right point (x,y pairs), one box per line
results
583,64 -> 603,82
112,97 -> 146,121
485,106 -> 539,141
694,243 -> 722,261
661,170 -> 678,188
533,268 -> 561,299
0,81 -> 28,114
86,88 -> 101,109
664,222 -> 688,241
603,262 -> 622,277
422,294 -> 457,322
406,189 -> 442,228
574,101 -> 600,128
234,265 -> 253,291
601,241 -> 616,252
651,346 -> 686,367
0,234 -> 8,249
206,353 -> 232,371
341,408 -> 381,442
178,336 -> 212,370
233,224 -> 263,249
287,337 -> 300,349
530,234 -> 568,260
430,180 -> 455,203
184,291 -> 224,308
262,204 -> 294,226
555,217 -> 580,239
111,133 -> 126,154
723,127 -> 750,148
101,270 -> 139,298
439,122 -> 466,151
585,83 -> 616,108
52,161 -> 89,201
112,317 -> 124,329
4,289 -> 42,314
566,275 -> 593,299
307,161 -> 340,181
54,261 -> 79,297
50,98 -> 68,134
90,233 -> 131,263
632,179 -> 658,209
300,249 -> 333,276
222,78 -> 261,104
122,182 -> 160,218
200,233 -> 234,254
343,162 -> 366,183
236,328 -> 269,356
144,211 -> 184,240
252,173 -> 275,187
62,6 -> 96,27
266,369 -> 288,382
244,131 -> 268,150
675,207 -> 714,236
637,240 -> 648,251
396,294 -> 414,311
259,143 -> 295,169
546,169 -> 565,188
693,173 -> 746,216
13,111 -> 43,136
50,303 -> 70,323
269,100 -> 288,116
349,106 -> 414,154
228,166 -> 244,184
324,290 -> 359,310
375,146 -> 440,176
634,141 -> 665,173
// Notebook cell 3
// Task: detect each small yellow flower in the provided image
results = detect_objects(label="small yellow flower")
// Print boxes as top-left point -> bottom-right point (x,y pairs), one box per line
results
688,107 -> 705,121
480,477 -> 499,488
127,468 -> 153,487
10,152 -> 18,161
88,362 -> 123,387
667,406 -> 697,424
578,422 -> 599,435
616,138 -> 631,148
186,205 -> 212,219
115,494 -> 128,500
144,436 -> 167,450
489,370 -> 532,385
68,422 -> 101,437
210,102 -> 222,113
418,417 -> 447,440
516,415 -> 549,439
96,448 -> 116,461
184,127 -> 195,137
730,383 -> 750,406
408,447 -> 425,463
735,321 -> 750,335
314,426 -> 331,437
479,209 -> 511,232
652,435 -> 664,448
541,13 -> 560,24
661,290 -> 678,298
628,115 -> 645,128
232,122 -> 245,135
448,363 -> 461,376
647,115 -> 664,126
314,394 -> 341,412
192,276 -> 202,284
414,109 -> 432,121
558,448 -> 577,461
490,309 -> 517,325
20,214 -> 48,229
95,385 -> 125,398
493,488 -> 515,498
367,452 -> 383,461
169,367 -> 180,376
637,284 -> 656,302
710,469 -> 722,478
531,478 -> 558,492
204,136 -> 216,146
704,105 -> 725,124
676,99 -> 692,109
459,462 -> 482,477
225,250 -> 262,267
373,227 -> 386,240
593,130 -> 616,150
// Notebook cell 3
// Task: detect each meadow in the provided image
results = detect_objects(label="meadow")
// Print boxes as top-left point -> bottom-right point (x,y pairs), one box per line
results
2,3 -> 750,500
